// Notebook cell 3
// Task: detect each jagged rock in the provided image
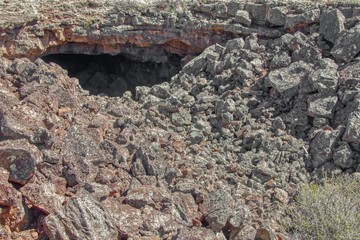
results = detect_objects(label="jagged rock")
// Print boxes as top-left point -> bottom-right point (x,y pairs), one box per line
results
20,182 -> 65,214
244,3 -> 267,25
269,52 -> 291,69
320,9 -> 345,43
174,227 -> 220,240
268,7 -> 287,26
0,168 -> 28,230
284,10 -> 320,30
172,192 -> 198,226
0,139 -> 42,184
333,142 -> 354,169
307,94 -> 338,118
310,129 -> 342,168
234,10 -> 252,26
267,62 -> 312,98
252,161 -> 277,183
343,111 -> 360,143
332,24 -> 360,62
43,189 -> 117,240
272,117 -> 286,131
254,225 -> 277,240
200,189 -> 248,233
305,59 -> 339,93
124,185 -> 171,209
102,199 -> 143,238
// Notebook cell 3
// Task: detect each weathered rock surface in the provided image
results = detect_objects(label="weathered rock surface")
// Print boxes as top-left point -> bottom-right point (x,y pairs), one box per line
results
0,0 -> 360,240
43,189 -> 117,240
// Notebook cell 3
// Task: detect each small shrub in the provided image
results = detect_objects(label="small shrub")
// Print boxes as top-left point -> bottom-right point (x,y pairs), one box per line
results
288,175 -> 360,240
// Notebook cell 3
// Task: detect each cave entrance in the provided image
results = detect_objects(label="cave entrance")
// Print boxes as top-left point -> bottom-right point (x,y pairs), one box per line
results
41,53 -> 182,97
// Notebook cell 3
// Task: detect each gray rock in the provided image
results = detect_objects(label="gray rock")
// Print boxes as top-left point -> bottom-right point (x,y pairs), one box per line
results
320,9 -> 345,43
125,185 -> 171,209
269,51 -> 291,69
227,1 -> 244,17
171,111 -> 192,126
201,189 -> 248,232
174,227 -> 219,240
225,38 -> 245,54
244,33 -> 259,51
188,130 -> 204,144
333,142 -> 354,169
0,139 -> 42,184
215,98 -> 236,115
285,10 -> 320,29
310,129 -> 342,168
267,7 -> 287,26
254,225 -> 277,240
291,32 -> 322,64
43,189 -> 117,240
309,70 -> 338,93
234,10 -> 251,27
244,3 -> 267,25
267,62 -> 312,98
213,3 -> 228,19
150,84 -> 171,99
307,94 -> 338,118
172,192 -> 198,226
272,117 -> 286,130
252,161 -> 277,183
182,54 -> 208,75
331,24 -> 360,62
343,111 -> 360,143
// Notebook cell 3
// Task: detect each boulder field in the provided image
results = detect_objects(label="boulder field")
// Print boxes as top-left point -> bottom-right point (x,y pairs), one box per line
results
0,0 -> 360,239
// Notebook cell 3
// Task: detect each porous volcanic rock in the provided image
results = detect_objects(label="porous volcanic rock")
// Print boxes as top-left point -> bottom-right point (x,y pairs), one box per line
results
1,0 -> 360,240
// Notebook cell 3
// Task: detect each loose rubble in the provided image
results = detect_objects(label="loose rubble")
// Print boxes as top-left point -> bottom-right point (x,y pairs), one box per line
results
0,0 -> 360,239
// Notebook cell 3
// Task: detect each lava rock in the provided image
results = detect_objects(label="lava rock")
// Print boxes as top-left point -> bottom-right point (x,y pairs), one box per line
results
284,9 -> 320,30
20,182 -> 65,214
320,9 -> 345,43
43,189 -> 117,240
0,139 -> 42,184
343,111 -> 360,143
234,10 -> 251,26
267,62 -> 312,98
333,142 -> 354,169
267,7 -> 287,26
310,129 -> 342,168
307,94 -> 338,118
332,24 -> 360,62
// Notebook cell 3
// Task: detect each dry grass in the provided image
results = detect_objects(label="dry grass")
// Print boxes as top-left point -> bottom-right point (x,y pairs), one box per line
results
287,175 -> 360,240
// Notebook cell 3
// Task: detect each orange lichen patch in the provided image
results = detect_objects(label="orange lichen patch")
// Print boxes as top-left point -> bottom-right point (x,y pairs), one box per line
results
164,39 -> 192,55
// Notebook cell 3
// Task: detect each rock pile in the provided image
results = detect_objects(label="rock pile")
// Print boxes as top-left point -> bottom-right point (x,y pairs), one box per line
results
0,0 -> 360,240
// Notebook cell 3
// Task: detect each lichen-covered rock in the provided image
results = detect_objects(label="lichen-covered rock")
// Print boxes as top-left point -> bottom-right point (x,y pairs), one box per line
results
20,182 -> 66,214
343,111 -> 360,143
307,94 -> 338,118
310,129 -> 342,168
320,9 -> 345,43
332,24 -> 360,62
43,189 -> 117,240
0,168 -> 28,231
234,10 -> 251,26
267,62 -> 312,98
0,139 -> 42,184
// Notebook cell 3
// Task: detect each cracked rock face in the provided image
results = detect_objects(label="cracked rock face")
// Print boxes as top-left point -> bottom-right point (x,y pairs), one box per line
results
1,0 -> 360,240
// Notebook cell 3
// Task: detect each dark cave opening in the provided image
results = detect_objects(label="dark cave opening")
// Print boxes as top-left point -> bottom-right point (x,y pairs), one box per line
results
41,53 -> 182,97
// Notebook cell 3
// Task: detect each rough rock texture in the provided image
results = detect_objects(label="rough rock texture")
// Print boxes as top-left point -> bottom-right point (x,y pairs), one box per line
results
1,0 -> 360,240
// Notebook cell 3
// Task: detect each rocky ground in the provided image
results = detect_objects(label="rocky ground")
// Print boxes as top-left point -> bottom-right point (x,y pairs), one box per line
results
0,0 -> 360,239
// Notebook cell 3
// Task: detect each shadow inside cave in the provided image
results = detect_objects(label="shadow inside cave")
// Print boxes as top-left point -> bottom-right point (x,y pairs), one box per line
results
41,53 -> 182,97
